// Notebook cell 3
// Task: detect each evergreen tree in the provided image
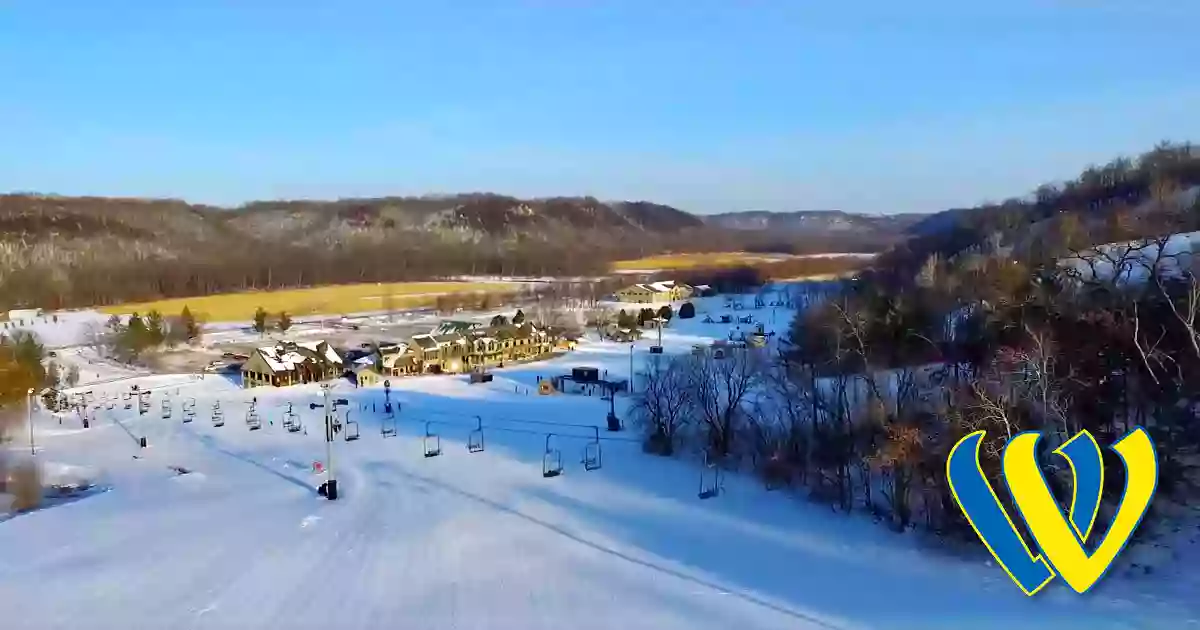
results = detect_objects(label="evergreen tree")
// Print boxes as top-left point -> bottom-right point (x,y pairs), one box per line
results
0,337 -> 39,410
277,311 -> 293,332
658,305 -> 674,321
616,309 -> 636,329
253,307 -> 268,335
9,330 -> 46,385
490,314 -> 509,327
513,309 -> 526,325
180,306 -> 201,342
679,302 -> 696,319
122,312 -> 151,359
44,361 -> 61,389
146,310 -> 166,346
65,364 -> 81,388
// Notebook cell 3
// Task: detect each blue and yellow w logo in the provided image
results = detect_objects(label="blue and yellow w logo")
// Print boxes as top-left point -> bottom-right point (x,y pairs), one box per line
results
946,428 -> 1157,595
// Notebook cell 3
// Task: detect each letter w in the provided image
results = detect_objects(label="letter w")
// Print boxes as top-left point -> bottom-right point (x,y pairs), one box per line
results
1003,428 -> 1157,594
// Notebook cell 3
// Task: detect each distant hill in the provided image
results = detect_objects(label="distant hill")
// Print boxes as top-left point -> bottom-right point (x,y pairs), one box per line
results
705,210 -> 925,240
0,192 -> 894,310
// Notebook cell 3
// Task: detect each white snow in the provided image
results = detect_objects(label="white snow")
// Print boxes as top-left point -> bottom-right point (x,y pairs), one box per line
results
0,290 -> 1195,629
1060,230 -> 1200,285
0,309 -> 112,349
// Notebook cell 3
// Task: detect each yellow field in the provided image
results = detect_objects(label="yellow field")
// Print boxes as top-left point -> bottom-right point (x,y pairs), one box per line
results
98,281 -> 519,322
611,252 -> 794,271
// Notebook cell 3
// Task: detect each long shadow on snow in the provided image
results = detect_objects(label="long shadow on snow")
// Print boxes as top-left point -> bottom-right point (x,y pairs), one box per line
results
341,390 -> 1132,629
179,426 -> 317,497
518,487 -> 1133,630
387,462 -> 848,630
334,388 -> 858,535
0,487 -> 111,525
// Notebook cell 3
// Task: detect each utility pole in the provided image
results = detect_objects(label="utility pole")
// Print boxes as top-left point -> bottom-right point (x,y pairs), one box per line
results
628,342 -> 634,394
324,385 -> 335,499
27,388 -> 35,456
310,384 -> 339,500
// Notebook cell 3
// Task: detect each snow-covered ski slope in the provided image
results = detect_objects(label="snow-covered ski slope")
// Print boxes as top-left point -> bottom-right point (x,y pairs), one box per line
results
2,307 -> 1196,630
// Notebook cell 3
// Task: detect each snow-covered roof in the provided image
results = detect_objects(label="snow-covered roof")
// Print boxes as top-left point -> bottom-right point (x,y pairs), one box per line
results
620,283 -> 656,293
411,334 -> 438,350
256,346 -> 299,372
296,340 -> 343,365
253,340 -> 342,372
433,320 -> 482,335
694,284 -> 711,290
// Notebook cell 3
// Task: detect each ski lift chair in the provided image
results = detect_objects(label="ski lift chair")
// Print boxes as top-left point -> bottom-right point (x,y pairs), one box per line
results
423,421 -> 442,457
380,410 -> 397,438
246,409 -> 262,431
284,411 -> 301,433
212,402 -> 225,428
698,451 -> 723,499
161,399 -> 172,419
467,416 -> 485,453
582,427 -> 602,471
343,411 -> 360,442
543,434 -> 563,478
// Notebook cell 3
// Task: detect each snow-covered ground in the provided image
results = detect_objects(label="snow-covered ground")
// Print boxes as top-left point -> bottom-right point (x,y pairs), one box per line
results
1060,230 -> 1200,285
1,310 -> 111,349
1,297 -> 1197,629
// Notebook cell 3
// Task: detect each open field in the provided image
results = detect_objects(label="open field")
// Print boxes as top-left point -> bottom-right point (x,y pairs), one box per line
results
97,281 -> 521,322
611,251 -> 876,273
611,252 -> 796,272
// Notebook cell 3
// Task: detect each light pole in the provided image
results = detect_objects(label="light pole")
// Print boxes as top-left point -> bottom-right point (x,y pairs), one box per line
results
27,388 -> 36,456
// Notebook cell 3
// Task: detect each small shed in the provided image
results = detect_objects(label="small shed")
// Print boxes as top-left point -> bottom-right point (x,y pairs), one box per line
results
7,308 -> 42,323
353,364 -> 383,388
572,366 -> 600,382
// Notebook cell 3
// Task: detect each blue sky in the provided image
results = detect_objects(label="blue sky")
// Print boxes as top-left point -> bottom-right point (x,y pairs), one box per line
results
1,1 -> 1197,214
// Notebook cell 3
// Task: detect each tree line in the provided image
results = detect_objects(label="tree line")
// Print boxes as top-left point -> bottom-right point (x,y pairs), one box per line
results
632,141 -> 1200,554
93,307 -> 203,364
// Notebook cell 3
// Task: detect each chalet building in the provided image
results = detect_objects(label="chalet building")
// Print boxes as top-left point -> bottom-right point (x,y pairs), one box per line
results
614,280 -> 694,304
378,342 -> 419,376
241,340 -> 344,389
239,320 -> 563,389
373,322 -> 559,377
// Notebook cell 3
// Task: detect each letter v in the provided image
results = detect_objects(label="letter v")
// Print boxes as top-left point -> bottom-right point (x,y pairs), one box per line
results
947,431 -> 1056,595
1003,428 -> 1157,594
